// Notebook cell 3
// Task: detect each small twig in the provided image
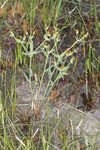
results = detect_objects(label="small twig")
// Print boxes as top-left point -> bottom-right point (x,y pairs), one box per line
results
70,119 -> 74,141
76,120 -> 83,136
32,128 -> 39,139
0,0 -> 8,8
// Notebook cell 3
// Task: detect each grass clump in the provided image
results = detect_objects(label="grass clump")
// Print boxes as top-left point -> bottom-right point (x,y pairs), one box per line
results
0,0 -> 100,149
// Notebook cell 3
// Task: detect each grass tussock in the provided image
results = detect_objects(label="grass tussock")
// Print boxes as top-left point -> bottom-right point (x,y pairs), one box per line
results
0,0 -> 100,149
